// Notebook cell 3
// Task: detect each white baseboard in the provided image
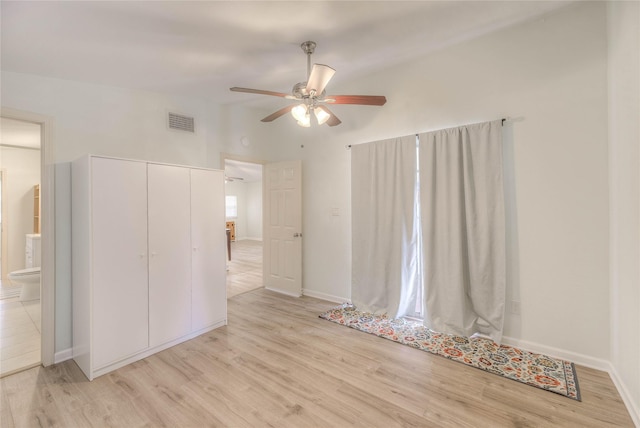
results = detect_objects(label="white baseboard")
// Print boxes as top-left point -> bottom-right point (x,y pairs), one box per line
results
88,320 -> 226,380
608,363 -> 640,427
501,336 -> 611,371
502,336 -> 639,426
265,286 -> 302,298
54,348 -> 73,364
50,310 -> 638,425
302,289 -> 350,304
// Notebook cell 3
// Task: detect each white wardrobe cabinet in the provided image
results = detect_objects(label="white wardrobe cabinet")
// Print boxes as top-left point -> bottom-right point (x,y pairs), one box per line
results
147,163 -> 192,347
72,155 -> 227,381
191,168 -> 227,331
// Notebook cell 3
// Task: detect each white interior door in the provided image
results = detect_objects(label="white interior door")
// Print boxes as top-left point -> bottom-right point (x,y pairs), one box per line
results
191,168 -> 226,330
147,163 -> 192,347
263,160 -> 302,296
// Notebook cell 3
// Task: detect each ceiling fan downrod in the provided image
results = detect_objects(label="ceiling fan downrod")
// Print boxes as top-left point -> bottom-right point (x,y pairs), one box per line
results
301,41 -> 316,80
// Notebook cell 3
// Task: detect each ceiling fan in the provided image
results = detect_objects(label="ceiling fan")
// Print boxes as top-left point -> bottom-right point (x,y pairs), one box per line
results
224,174 -> 244,183
230,41 -> 387,127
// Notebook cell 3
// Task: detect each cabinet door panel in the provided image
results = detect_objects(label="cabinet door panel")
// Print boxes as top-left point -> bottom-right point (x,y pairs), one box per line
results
191,169 -> 226,330
91,157 -> 149,368
148,164 -> 192,346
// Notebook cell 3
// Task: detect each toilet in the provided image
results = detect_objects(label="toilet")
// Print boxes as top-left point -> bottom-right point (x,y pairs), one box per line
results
8,234 -> 41,301
8,267 -> 41,301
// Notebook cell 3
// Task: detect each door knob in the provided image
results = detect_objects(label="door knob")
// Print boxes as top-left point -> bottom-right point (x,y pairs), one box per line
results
293,232 -> 302,238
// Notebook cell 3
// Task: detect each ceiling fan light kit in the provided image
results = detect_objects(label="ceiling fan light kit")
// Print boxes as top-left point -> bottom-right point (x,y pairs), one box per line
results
291,104 -> 309,122
314,106 -> 331,125
230,41 -> 386,127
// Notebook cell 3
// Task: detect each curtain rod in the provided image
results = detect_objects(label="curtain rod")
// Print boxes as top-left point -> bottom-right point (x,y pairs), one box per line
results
345,117 -> 509,149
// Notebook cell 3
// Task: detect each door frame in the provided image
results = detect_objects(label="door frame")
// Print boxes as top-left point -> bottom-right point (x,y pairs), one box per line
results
1,169 -> 7,281
220,153 -> 266,284
219,154 -> 303,297
1,107 -> 55,367
220,153 -> 266,170
219,153 -> 267,239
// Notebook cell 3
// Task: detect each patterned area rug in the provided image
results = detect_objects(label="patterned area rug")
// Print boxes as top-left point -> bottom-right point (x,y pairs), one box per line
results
319,304 -> 581,401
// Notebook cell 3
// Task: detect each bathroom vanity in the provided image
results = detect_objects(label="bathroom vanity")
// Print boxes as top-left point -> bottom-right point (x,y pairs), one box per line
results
71,155 -> 227,380
25,234 -> 40,269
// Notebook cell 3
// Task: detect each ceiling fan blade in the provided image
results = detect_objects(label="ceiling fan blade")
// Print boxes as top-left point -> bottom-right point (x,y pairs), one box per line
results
326,114 -> 342,127
261,105 -> 295,122
325,95 -> 387,106
316,105 -> 342,127
306,64 -> 336,95
230,87 -> 290,98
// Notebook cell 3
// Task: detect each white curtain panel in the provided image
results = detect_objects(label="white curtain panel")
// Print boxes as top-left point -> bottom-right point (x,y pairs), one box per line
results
351,135 -> 419,318
419,120 -> 506,342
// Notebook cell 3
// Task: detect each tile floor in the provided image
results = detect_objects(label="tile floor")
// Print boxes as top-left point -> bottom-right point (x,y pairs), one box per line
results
0,293 -> 41,378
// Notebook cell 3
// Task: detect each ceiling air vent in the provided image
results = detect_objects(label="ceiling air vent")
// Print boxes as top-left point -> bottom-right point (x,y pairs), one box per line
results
168,112 -> 195,133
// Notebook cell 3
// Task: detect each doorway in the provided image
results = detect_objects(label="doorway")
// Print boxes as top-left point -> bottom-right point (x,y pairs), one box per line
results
0,117 -> 42,377
223,157 -> 264,298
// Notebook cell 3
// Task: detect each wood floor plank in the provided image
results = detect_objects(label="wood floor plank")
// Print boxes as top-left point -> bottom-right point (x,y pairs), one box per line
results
227,239 -> 263,298
0,264 -> 635,426
0,382 -> 16,428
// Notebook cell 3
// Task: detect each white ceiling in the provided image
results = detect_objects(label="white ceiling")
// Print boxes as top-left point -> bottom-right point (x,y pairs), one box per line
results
225,159 -> 262,183
0,117 -> 41,149
1,1 -> 572,110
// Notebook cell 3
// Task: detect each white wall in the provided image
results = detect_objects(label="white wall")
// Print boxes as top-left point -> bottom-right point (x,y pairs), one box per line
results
242,2 -> 612,362
2,5 -> 636,419
225,179 -> 262,240
246,181 -> 263,240
1,72 -> 225,353
225,180 -> 247,240
0,146 -> 40,276
608,1 -> 640,424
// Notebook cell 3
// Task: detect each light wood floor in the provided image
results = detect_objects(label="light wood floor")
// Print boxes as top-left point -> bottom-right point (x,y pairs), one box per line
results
0,240 -> 261,380
0,287 -> 634,427
226,239 -> 263,299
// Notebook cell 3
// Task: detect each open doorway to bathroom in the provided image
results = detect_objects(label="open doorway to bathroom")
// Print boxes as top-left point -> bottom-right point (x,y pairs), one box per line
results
0,117 -> 42,377
224,158 -> 264,298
